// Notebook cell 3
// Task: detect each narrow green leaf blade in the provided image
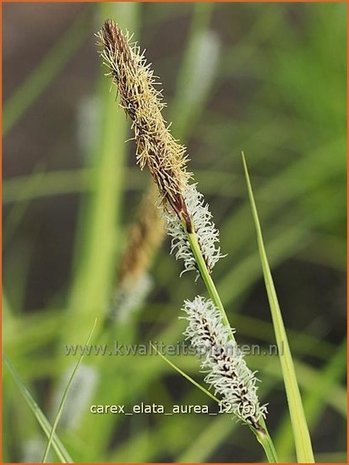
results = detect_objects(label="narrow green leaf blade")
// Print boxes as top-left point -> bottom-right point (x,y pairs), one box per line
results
42,318 -> 98,462
4,355 -> 72,463
3,12 -> 89,135
242,152 -> 314,463
150,342 -> 219,403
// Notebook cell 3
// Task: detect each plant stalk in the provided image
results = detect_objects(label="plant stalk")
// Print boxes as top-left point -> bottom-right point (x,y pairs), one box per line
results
187,230 -> 233,337
256,426 -> 279,463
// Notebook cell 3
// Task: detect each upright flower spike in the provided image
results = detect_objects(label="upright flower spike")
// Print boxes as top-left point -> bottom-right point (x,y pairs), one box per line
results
112,187 -> 165,322
98,20 -> 191,228
97,20 -> 223,275
182,296 -> 268,430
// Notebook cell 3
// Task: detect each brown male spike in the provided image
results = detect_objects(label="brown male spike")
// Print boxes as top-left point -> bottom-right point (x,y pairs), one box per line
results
97,20 -> 192,231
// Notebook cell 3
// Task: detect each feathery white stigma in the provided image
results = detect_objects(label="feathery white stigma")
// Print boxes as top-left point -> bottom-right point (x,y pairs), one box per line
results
181,296 -> 267,429
165,183 -> 223,276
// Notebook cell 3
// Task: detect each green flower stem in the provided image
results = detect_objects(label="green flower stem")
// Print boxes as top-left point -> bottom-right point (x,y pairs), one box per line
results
186,228 -> 279,463
187,230 -> 233,337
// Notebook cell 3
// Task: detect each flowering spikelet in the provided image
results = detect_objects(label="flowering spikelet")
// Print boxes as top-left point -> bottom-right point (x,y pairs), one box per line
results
97,20 -> 191,228
97,20 -> 224,274
117,187 -> 165,286
182,296 -> 268,430
166,183 -> 224,275
111,187 -> 165,322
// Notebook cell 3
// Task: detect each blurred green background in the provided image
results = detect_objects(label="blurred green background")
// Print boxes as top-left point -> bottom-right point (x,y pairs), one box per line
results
3,2 -> 346,463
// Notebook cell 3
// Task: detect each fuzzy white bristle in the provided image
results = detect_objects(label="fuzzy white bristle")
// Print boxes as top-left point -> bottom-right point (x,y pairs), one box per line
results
181,296 -> 267,428
165,183 -> 224,276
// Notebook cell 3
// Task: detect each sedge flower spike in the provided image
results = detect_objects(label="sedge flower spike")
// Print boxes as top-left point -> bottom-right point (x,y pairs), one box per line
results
182,296 -> 268,430
97,20 -> 191,227
111,187 -> 165,323
97,20 -> 223,275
